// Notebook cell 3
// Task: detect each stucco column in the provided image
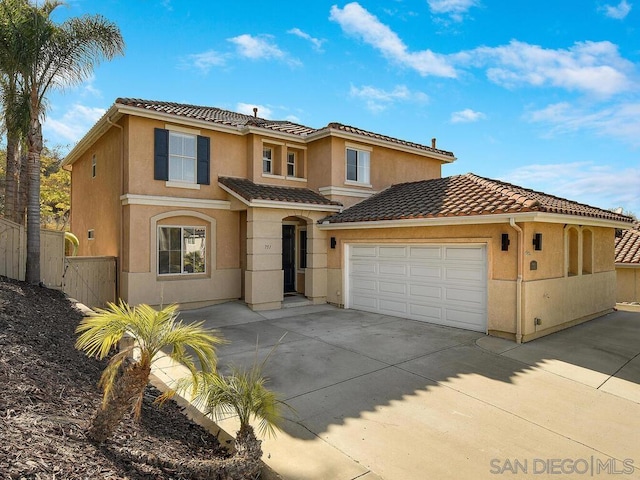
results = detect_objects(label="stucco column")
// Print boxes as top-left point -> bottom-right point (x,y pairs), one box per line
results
305,224 -> 328,304
245,209 -> 284,310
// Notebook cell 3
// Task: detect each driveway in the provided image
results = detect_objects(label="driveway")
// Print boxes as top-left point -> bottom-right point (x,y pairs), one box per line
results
155,302 -> 640,480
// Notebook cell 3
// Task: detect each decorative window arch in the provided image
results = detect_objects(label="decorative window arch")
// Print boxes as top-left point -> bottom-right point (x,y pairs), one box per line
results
150,210 -> 217,276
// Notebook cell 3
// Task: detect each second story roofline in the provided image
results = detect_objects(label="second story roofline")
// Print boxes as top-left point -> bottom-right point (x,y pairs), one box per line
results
63,98 -> 456,167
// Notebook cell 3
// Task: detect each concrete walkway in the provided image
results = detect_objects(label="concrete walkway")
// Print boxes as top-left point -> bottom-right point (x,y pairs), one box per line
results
153,303 -> 640,480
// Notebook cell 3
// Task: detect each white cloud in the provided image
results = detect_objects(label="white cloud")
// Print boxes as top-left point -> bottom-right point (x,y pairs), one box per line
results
236,103 -> 273,119
329,2 -> 457,78
45,104 -> 106,143
451,108 -> 486,123
288,28 -> 325,52
428,0 -> 479,21
462,40 -> 634,97
229,34 -> 301,66
185,50 -> 228,73
350,84 -> 428,112
502,162 -> 640,213
601,0 -> 632,19
526,101 -> 640,146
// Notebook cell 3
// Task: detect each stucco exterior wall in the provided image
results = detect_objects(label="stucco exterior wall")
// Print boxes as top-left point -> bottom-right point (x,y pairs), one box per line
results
324,221 -> 617,341
70,125 -> 122,257
119,205 -> 240,308
617,267 -> 640,303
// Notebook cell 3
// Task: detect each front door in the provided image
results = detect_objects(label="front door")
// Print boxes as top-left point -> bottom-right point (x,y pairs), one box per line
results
282,225 -> 296,293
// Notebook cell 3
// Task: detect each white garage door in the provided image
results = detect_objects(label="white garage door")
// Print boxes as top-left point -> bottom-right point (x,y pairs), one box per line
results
347,244 -> 487,332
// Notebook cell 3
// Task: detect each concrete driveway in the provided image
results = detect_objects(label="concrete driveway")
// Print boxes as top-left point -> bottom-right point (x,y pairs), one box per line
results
155,302 -> 640,480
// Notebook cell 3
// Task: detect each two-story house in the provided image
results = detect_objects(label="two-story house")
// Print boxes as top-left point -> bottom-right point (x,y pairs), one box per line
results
64,98 -> 633,342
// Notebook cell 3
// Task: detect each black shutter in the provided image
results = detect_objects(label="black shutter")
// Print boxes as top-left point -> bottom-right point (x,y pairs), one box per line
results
154,128 -> 169,180
197,135 -> 210,185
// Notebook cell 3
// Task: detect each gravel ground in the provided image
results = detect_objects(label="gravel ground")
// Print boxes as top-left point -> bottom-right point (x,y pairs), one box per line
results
0,277 -> 229,479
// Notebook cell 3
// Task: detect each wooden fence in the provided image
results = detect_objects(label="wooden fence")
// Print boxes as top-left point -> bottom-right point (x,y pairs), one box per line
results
0,217 -> 116,308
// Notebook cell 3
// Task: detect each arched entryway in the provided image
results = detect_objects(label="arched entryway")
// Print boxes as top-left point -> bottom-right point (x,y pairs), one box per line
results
282,216 -> 309,295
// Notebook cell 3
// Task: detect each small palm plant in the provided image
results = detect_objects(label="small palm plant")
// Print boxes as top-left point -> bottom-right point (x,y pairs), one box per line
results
75,301 -> 224,442
177,339 -> 290,476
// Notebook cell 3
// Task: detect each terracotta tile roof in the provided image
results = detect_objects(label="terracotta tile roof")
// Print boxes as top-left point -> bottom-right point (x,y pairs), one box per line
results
114,98 -> 452,156
218,176 -> 342,207
616,227 -> 640,264
323,122 -> 455,157
321,173 -> 635,224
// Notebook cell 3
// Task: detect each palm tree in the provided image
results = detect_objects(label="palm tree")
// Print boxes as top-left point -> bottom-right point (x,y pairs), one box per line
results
0,0 -> 124,283
177,343 -> 289,477
75,301 -> 224,442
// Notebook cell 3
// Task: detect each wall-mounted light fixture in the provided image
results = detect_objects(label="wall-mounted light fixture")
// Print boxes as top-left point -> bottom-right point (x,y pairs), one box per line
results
501,233 -> 510,251
533,233 -> 543,251
330,237 -> 337,249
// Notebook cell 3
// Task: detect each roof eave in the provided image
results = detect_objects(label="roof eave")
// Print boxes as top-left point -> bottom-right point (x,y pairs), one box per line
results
62,104 -> 122,167
306,127 -> 456,163
318,212 -> 634,230
218,182 -> 342,212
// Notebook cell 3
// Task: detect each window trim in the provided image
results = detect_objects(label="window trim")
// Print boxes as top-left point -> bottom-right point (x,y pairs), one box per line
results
157,225 -> 207,276
168,131 -> 197,184
287,152 -> 296,177
345,146 -> 371,185
263,147 -> 273,174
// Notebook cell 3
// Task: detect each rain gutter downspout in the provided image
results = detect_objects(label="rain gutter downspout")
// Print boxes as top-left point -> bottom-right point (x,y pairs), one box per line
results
510,218 -> 523,343
106,116 -> 124,300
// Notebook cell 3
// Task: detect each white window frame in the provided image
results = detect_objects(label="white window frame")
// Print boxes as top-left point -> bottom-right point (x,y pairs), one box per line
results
263,147 -> 273,174
345,147 -> 370,185
157,225 -> 206,275
287,152 -> 296,177
169,131 -> 197,184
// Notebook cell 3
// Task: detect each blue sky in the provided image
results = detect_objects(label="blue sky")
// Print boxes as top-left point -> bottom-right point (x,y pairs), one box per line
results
44,0 -> 640,215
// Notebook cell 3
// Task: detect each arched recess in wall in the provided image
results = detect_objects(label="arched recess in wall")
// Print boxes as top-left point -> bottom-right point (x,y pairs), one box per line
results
582,228 -> 593,274
149,210 -> 217,275
565,226 -> 580,277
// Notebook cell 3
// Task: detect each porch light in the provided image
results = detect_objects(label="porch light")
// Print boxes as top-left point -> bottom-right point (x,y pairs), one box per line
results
501,233 -> 510,251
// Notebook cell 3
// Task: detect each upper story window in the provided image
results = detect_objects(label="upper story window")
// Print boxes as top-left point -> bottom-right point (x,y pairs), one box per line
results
91,154 -> 97,178
287,152 -> 296,177
346,147 -> 370,184
154,128 -> 210,185
169,132 -> 196,183
158,226 -> 206,275
263,147 -> 273,174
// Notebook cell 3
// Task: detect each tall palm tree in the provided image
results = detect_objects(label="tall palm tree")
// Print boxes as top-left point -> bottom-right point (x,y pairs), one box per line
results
75,302 -> 225,443
0,0 -> 124,283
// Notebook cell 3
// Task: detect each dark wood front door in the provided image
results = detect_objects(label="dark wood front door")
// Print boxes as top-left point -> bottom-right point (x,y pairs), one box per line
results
282,225 -> 296,293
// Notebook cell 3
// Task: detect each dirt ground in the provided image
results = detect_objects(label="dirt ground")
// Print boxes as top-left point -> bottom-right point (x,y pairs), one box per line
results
0,277 -> 230,479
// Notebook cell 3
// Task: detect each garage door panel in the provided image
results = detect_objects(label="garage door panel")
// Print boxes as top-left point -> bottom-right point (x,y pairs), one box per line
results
351,245 -> 377,257
445,246 -> 485,261
348,243 -> 487,332
444,307 -> 486,332
409,265 -> 442,279
379,299 -> 408,315
409,246 -> 442,260
409,303 -> 443,322
351,278 -> 377,293
351,262 -> 377,275
445,267 -> 485,283
351,294 -> 378,310
409,284 -> 442,299
379,246 -> 407,258
445,286 -> 486,306
379,281 -> 407,295
379,263 -> 407,276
